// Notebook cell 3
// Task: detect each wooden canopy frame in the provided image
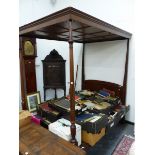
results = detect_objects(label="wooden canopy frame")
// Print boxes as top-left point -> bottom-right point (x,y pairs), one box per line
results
19,7 -> 132,145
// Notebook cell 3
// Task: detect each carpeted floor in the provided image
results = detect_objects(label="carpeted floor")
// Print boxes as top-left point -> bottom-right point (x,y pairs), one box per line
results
112,135 -> 135,155
86,122 -> 134,155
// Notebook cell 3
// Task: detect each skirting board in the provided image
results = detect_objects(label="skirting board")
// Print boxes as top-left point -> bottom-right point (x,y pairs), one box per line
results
125,120 -> 134,125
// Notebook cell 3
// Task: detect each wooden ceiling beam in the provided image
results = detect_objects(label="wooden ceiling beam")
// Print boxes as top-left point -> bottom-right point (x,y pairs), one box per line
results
20,14 -> 70,35
20,7 -> 132,42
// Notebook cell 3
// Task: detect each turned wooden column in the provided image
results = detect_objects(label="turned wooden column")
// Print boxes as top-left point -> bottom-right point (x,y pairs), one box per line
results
68,19 -> 77,145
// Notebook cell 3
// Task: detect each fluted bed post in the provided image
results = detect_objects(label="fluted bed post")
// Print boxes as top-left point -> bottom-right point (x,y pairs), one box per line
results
68,19 -> 77,145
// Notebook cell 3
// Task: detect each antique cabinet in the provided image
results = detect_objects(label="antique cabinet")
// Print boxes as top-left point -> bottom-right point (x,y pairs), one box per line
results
42,49 -> 66,100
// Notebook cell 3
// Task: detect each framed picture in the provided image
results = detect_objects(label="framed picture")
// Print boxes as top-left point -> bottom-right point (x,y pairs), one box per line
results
26,91 -> 41,112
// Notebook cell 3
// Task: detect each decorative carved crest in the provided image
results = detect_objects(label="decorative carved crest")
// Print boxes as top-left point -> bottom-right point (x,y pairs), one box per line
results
43,49 -> 65,61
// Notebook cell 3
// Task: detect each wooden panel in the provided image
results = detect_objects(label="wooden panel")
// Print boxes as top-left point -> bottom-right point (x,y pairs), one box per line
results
21,20 -> 126,43
24,59 -> 37,93
19,7 -> 132,43
43,62 -> 65,86
20,123 -> 86,155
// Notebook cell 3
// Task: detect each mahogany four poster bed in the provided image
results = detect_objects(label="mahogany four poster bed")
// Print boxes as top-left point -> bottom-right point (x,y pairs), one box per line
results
19,7 -> 132,145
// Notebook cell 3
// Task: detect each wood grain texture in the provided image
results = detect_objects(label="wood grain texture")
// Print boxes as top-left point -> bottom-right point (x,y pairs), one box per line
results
20,123 -> 86,155
19,7 -> 131,43
68,20 -> 77,145
19,37 -> 37,110
42,49 -> 66,100
24,58 -> 37,93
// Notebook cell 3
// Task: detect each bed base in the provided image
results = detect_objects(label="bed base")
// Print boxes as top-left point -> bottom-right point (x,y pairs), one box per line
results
83,80 -> 124,104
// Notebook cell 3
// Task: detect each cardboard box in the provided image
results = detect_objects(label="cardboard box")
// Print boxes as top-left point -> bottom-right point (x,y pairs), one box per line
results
76,113 -> 108,134
19,110 -> 31,128
82,128 -> 105,146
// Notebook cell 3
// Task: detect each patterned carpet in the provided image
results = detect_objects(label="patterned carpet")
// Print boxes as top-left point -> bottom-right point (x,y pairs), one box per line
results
112,135 -> 135,155
87,122 -> 134,155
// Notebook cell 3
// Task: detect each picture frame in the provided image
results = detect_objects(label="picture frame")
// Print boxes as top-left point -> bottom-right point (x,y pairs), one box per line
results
26,91 -> 41,112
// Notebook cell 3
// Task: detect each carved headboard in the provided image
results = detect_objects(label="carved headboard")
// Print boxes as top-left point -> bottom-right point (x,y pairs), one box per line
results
83,80 -> 123,102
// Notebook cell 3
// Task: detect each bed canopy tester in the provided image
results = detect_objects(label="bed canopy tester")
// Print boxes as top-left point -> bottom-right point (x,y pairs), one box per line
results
19,7 -> 132,145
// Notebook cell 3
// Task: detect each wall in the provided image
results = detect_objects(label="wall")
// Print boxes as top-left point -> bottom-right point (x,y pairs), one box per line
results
85,40 -> 127,85
19,0 -> 134,32
19,0 -> 134,122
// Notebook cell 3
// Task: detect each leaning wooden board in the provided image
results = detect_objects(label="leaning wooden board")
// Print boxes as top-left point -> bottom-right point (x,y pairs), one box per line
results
20,122 -> 86,155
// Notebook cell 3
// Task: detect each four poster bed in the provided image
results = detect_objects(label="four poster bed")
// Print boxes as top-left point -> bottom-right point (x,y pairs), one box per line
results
19,7 -> 132,149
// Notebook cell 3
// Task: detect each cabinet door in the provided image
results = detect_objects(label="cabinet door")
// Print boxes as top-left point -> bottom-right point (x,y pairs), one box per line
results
24,59 -> 37,93
43,62 -> 65,86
